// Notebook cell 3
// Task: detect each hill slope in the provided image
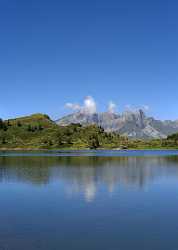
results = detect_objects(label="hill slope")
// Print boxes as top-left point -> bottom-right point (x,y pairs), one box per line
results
0,114 -> 122,149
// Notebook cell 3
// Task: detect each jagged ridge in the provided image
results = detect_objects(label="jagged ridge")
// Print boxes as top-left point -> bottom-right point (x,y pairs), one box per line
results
56,110 -> 178,139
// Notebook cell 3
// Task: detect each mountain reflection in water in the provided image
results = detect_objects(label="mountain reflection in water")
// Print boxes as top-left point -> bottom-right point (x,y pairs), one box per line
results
1,156 -> 178,202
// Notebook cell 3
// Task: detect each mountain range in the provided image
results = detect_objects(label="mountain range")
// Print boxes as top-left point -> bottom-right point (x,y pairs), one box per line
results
56,110 -> 178,139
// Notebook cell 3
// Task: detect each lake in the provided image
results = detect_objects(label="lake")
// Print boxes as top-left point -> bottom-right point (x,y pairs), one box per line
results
1,150 -> 178,250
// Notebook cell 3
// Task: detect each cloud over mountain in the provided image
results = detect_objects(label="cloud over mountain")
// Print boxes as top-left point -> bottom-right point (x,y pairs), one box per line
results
65,96 -> 97,114
65,96 -> 149,115
107,101 -> 117,113
56,96 -> 178,139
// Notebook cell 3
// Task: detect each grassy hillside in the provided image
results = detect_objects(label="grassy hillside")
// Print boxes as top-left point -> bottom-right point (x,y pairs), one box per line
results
0,114 -> 178,150
0,114 -> 123,149
0,114 -> 58,149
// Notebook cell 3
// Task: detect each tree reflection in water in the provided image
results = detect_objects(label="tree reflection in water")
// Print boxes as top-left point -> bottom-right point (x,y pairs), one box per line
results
0,155 -> 178,202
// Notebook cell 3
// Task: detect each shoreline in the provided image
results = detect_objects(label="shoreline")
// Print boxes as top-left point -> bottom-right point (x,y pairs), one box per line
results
0,148 -> 178,151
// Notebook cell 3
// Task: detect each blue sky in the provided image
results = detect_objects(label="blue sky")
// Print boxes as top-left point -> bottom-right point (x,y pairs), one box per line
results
0,0 -> 178,120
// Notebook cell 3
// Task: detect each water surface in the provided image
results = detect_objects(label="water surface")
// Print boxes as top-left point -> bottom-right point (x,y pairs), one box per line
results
1,150 -> 178,250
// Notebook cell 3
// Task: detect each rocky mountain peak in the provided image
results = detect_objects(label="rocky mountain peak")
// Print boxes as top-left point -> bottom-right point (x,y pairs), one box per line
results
56,110 -> 178,139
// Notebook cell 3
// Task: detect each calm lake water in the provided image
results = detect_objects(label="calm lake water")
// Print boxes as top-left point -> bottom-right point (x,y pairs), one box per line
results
1,150 -> 178,250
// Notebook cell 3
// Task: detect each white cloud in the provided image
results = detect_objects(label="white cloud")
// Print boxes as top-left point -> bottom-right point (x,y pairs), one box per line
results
65,96 -> 97,114
125,104 -> 135,112
143,105 -> 150,111
108,101 -> 117,113
65,103 -> 81,111
83,96 -> 97,114
65,97 -> 149,115
125,104 -> 150,113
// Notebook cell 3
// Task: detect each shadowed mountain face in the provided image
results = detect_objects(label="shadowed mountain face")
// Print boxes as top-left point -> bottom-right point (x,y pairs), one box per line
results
56,110 -> 178,139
